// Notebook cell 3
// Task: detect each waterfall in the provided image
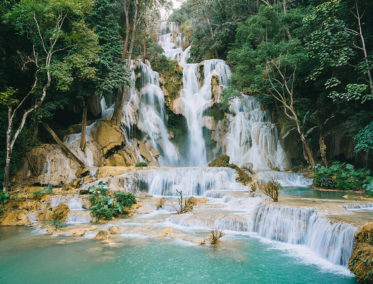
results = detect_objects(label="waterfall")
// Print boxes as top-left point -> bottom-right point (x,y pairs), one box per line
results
256,171 -> 313,187
251,204 -> 356,266
225,96 -> 289,171
50,195 -> 91,224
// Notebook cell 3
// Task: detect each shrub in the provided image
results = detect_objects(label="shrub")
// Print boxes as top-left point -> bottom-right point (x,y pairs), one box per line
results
50,220 -> 66,229
363,177 -> 373,197
313,162 -> 372,190
252,179 -> 280,202
88,182 -> 136,220
135,162 -> 148,167
209,229 -> 224,245
0,191 -> 10,215
115,191 -> 136,208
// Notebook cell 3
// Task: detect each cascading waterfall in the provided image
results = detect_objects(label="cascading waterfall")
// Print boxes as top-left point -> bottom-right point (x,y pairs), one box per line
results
136,60 -> 179,166
85,167 -> 247,196
256,171 -> 313,187
251,205 -> 356,266
225,96 -> 289,171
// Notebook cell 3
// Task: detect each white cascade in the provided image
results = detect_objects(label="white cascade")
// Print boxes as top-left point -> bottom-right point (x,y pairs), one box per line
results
256,171 -> 312,187
224,96 -> 289,171
50,195 -> 91,224
91,167 -> 247,196
251,204 -> 356,266
136,60 -> 179,166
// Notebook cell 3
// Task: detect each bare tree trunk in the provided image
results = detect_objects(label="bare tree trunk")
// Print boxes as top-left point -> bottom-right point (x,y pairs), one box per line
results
80,100 -> 87,152
111,87 -> 126,126
319,133 -> 328,167
143,35 -> 146,60
43,123 -> 85,168
295,118 -> 316,167
121,1 -> 130,61
127,0 -> 138,67
3,110 -> 12,191
355,1 -> 373,94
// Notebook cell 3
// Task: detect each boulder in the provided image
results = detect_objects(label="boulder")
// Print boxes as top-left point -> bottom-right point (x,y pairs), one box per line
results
211,74 -> 221,104
105,154 -> 126,167
94,230 -> 110,241
91,120 -> 124,156
0,210 -> 30,226
157,228 -> 175,238
96,166 -> 130,179
208,155 -> 230,167
51,204 -> 70,222
202,116 -> 216,131
171,97 -> 184,115
349,222 -> 373,283
138,141 -> 153,162
108,226 -> 120,234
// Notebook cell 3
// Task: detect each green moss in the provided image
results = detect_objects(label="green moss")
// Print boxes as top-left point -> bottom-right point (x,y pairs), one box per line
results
166,108 -> 188,149
203,103 -> 225,122
151,56 -> 183,108
208,155 -> 230,167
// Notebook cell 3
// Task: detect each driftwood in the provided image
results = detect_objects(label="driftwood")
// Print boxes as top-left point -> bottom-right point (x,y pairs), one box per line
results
42,122 -> 85,168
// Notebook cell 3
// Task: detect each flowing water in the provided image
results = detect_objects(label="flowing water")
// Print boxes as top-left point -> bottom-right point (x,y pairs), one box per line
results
0,228 -> 357,284
17,21 -> 365,283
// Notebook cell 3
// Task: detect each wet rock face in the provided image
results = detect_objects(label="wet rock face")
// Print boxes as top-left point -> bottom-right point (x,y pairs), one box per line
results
349,222 -> 373,283
38,204 -> 70,223
208,155 -> 230,167
0,210 -> 30,226
91,120 -> 125,156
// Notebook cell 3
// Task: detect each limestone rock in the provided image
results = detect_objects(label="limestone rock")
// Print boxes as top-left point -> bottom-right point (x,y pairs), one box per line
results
349,222 -> 373,283
211,75 -> 223,104
105,154 -> 126,167
122,146 -> 141,166
94,230 -> 110,241
157,228 -> 175,238
96,166 -> 130,179
171,97 -> 184,115
108,226 -> 120,234
86,94 -> 102,118
138,141 -> 153,162
91,120 -> 124,156
208,155 -> 230,167
0,210 -> 30,226
202,116 -> 216,131
52,204 -> 70,222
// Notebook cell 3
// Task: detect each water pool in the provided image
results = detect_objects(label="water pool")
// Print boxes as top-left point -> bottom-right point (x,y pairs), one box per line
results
281,187 -> 362,199
0,227 -> 356,284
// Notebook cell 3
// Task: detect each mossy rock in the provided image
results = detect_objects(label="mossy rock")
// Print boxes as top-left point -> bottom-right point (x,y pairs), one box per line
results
349,222 -> 373,283
208,155 -> 230,167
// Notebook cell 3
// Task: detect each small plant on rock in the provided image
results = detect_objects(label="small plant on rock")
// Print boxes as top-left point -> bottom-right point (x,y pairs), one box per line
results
135,162 -> 148,167
253,179 -> 280,202
209,229 -> 224,245
50,220 -> 66,229
88,182 -> 136,220
0,191 -> 10,215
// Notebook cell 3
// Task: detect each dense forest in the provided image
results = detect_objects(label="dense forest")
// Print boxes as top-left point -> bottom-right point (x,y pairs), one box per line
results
1,0 -> 373,192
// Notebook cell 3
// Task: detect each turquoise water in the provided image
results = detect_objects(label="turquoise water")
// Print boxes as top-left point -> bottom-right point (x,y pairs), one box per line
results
0,227 -> 356,284
281,187 -> 362,199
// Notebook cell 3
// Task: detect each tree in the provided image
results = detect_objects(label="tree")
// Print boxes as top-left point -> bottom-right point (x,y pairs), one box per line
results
1,0 -> 98,192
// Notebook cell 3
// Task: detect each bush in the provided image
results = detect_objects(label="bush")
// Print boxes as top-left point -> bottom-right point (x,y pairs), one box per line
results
135,162 -> 148,167
313,162 -> 372,190
115,191 -> 136,208
0,191 -> 10,215
252,179 -> 280,202
88,182 -> 136,220
363,177 -> 373,197
50,220 -> 66,229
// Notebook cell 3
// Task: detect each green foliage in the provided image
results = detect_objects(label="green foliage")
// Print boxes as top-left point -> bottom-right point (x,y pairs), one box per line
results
354,121 -> 373,153
114,191 -> 136,208
363,179 -> 373,197
0,191 -> 10,215
49,220 -> 66,229
32,187 -> 53,200
88,181 -> 136,220
135,162 -> 148,167
313,162 -> 372,190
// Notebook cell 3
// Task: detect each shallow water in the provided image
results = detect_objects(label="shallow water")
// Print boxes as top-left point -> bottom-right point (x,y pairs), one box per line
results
281,187 -> 362,199
0,227 -> 356,284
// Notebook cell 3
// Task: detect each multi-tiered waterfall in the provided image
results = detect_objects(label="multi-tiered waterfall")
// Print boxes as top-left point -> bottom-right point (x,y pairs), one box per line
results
30,20 -> 358,276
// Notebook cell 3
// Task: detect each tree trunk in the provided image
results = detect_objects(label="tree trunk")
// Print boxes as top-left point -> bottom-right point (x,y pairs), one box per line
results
319,133 -> 328,167
143,35 -> 146,60
355,1 -> 373,94
42,123 -> 86,168
294,116 -> 316,167
121,1 -> 130,61
80,101 -> 87,152
111,87 -> 126,126
3,108 -> 12,192
127,0 -> 138,67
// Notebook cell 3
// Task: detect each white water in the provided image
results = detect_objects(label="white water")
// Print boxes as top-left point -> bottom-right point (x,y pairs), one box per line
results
256,171 -> 313,187
225,96 -> 289,171
136,60 -> 179,165
50,195 -> 91,224
251,204 -> 356,266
